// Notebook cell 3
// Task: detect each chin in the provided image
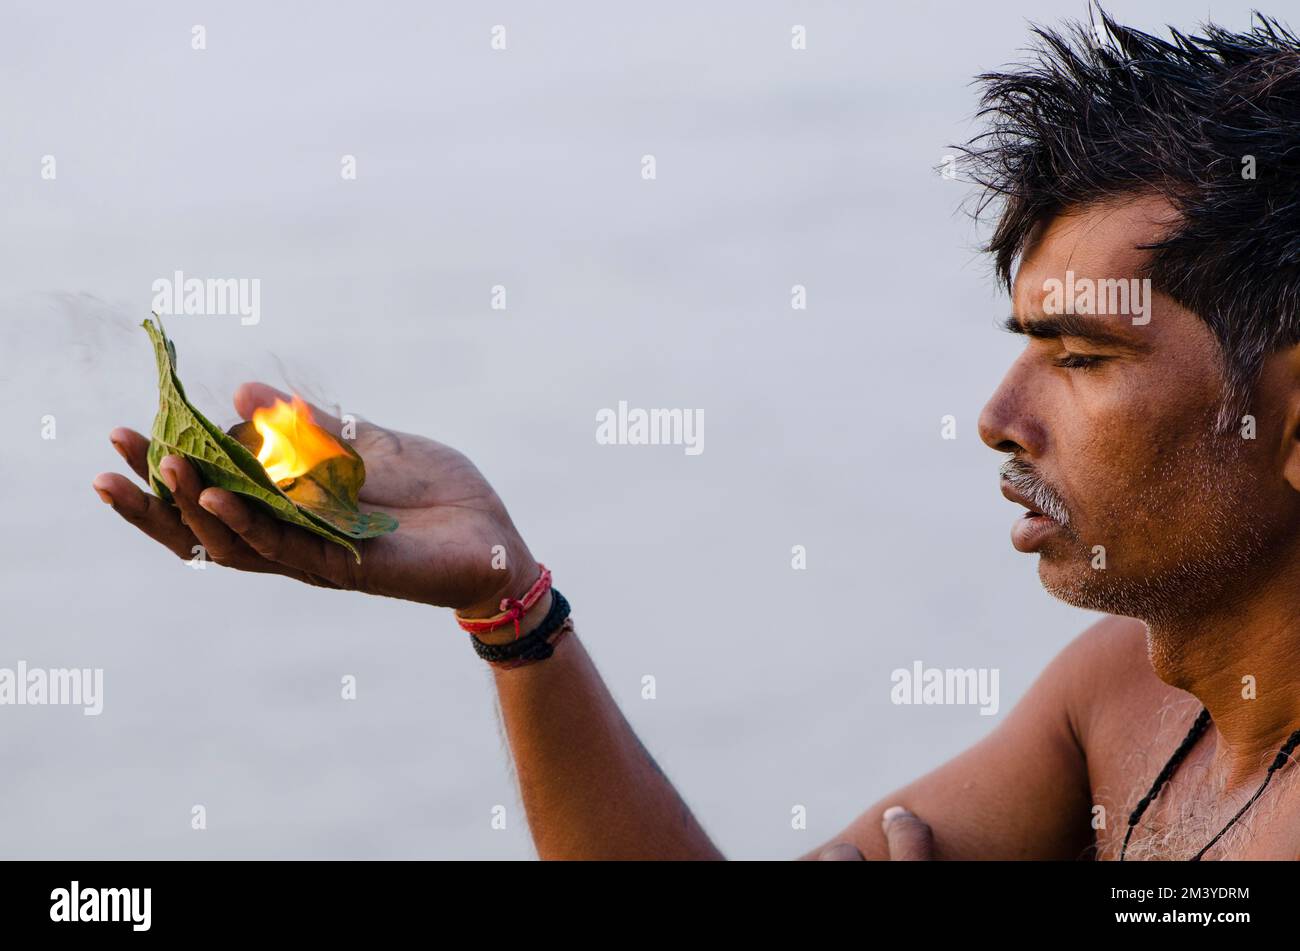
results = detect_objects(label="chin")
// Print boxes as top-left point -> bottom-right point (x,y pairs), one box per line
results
1036,554 -> 1201,626
1035,552 -> 1139,615
1036,560 -> 1097,607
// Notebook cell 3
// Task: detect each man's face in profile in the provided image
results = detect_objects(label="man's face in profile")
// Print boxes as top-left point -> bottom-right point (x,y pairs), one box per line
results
978,195 -> 1300,633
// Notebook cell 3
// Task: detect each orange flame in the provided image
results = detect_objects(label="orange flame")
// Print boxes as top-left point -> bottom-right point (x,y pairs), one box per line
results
252,396 -> 346,484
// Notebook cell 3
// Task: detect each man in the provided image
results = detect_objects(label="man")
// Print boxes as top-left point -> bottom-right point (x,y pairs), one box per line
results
93,11 -> 1300,859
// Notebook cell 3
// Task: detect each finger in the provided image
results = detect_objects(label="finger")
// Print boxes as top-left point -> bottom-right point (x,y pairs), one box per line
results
233,381 -> 344,434
93,472 -> 200,560
197,487 -> 356,589
109,427 -> 153,483
160,454 -> 261,568
98,458 -> 336,586
156,458 -> 335,584
817,843 -> 866,861
882,806 -> 934,861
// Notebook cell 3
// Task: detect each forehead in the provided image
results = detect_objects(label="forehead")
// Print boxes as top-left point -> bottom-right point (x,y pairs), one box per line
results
1011,194 -> 1179,316
1005,194 -> 1232,393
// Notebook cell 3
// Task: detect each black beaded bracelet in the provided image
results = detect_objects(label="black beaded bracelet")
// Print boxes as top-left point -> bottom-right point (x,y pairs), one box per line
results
470,589 -> 571,665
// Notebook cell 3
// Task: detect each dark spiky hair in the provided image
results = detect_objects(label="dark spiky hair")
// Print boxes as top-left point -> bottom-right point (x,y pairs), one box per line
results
962,7 -> 1300,427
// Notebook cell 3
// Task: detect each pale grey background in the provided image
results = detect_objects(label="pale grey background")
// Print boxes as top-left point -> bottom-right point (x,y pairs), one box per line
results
0,0 -> 1255,858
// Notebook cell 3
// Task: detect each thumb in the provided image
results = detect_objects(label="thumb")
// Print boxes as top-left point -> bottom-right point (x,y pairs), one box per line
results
234,382 -> 345,435
816,842 -> 866,861
882,805 -> 934,860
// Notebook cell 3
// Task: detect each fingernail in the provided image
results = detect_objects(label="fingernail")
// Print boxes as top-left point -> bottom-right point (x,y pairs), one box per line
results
160,459 -> 178,492
198,493 -> 219,515
881,805 -> 910,828
109,437 -> 128,461
94,487 -> 113,505
818,843 -> 864,861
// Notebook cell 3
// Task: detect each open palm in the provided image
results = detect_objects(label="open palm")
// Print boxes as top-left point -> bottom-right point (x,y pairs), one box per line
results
93,382 -> 537,616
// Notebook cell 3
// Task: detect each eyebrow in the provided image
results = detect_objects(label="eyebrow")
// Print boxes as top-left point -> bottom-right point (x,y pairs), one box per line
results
1001,313 -> 1149,350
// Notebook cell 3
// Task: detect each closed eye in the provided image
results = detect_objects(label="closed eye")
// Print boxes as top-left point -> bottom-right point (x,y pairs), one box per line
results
1054,353 -> 1108,371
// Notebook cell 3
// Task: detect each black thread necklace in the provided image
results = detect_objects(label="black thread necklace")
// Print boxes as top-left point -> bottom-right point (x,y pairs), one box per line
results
1120,706 -> 1300,860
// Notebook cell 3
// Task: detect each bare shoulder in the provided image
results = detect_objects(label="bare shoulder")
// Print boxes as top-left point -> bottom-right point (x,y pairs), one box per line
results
1056,612 -> 1148,671
1051,614 -> 1194,767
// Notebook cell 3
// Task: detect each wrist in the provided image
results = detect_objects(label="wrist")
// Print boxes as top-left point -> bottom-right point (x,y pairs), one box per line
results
473,589 -> 553,646
456,549 -> 539,620
455,558 -> 549,644
470,589 -> 572,668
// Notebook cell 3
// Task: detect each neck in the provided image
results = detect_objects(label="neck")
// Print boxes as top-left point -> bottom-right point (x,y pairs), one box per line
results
1146,566 -> 1300,789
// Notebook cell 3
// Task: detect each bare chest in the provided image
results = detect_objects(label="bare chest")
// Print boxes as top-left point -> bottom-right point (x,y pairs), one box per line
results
1087,703 -> 1300,860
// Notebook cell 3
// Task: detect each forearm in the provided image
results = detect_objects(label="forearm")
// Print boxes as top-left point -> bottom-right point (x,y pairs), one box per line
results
487,598 -> 723,860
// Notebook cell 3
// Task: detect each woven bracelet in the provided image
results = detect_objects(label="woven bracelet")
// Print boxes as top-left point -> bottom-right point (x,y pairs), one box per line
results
471,589 -> 571,667
455,564 -> 553,638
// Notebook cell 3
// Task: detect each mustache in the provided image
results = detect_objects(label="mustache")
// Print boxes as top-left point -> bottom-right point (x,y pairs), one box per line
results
1000,456 -> 1071,526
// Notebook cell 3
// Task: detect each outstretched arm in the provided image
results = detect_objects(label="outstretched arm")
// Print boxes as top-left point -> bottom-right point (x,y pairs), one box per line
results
94,382 -> 721,860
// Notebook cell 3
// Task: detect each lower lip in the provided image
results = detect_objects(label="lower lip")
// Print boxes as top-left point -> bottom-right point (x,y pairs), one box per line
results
1011,513 -> 1061,552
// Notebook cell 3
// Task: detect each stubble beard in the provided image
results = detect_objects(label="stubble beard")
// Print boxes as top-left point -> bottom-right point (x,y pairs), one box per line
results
1035,419 -> 1272,654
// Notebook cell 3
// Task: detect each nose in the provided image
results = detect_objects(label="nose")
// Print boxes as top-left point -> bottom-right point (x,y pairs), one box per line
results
978,356 -> 1044,457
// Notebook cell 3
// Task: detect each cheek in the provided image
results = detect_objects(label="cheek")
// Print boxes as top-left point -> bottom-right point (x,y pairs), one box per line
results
1047,407 -> 1164,520
1086,433 -> 1264,560
1033,340 -> 1237,527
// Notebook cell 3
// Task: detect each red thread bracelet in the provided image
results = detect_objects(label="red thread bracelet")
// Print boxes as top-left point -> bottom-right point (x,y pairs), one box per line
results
455,564 -> 552,639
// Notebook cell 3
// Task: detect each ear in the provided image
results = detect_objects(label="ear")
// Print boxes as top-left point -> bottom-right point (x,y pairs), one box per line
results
1272,345 -> 1300,494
